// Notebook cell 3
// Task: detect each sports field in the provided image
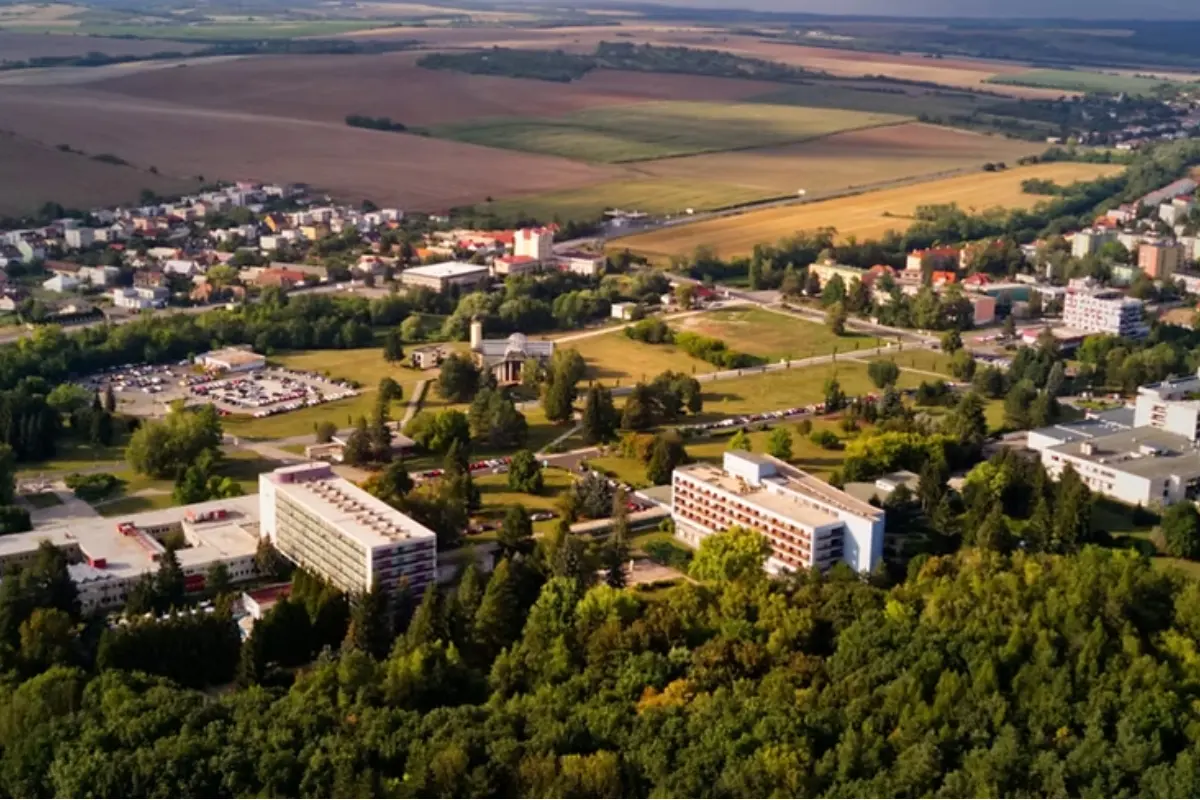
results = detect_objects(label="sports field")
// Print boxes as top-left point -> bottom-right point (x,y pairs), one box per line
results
431,101 -> 907,163
987,68 -> 1179,95
618,162 -> 1124,259
676,307 -> 868,361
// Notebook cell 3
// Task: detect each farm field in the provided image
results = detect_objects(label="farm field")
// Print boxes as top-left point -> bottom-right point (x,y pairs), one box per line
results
0,30 -> 205,59
638,123 -> 1042,205
987,68 -> 1180,95
0,131 -> 200,216
473,123 -> 1043,222
676,307 -> 869,361
95,54 -> 782,127
0,84 -> 621,213
430,101 -> 908,163
619,161 -> 1124,260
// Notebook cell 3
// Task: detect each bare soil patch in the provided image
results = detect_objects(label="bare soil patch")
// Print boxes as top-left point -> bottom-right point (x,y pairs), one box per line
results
0,30 -> 204,60
0,85 -> 621,211
94,52 -> 781,127
0,131 -> 199,216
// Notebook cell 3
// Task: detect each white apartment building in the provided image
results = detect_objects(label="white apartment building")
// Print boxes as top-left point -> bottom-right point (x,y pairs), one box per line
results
0,496 -> 261,613
1072,228 -> 1117,258
1041,427 -> 1200,507
513,227 -> 553,263
259,463 -> 437,596
672,451 -> 885,574
1062,278 -> 1148,338
1134,369 -> 1200,441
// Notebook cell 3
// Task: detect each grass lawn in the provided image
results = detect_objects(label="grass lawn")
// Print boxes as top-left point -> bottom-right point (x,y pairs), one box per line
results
695,360 -> 924,420
987,68 -> 1177,96
95,449 -> 281,517
23,492 -> 63,509
221,346 -> 450,441
469,468 -> 575,542
17,435 -> 129,476
677,307 -> 867,361
432,101 -> 906,163
591,419 -> 855,488
559,330 -> 713,388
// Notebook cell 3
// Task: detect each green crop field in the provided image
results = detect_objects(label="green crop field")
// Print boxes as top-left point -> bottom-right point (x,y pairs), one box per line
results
432,101 -> 907,163
677,307 -> 869,361
987,68 -> 1182,95
473,177 -> 773,224
751,81 -> 985,118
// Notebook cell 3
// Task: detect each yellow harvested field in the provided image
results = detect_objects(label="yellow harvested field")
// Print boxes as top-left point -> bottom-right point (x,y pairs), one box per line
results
638,123 -> 1042,203
619,162 -> 1124,260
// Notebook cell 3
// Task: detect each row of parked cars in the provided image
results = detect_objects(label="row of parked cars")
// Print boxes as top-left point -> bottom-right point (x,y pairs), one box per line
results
414,456 -> 512,481
189,370 -> 358,418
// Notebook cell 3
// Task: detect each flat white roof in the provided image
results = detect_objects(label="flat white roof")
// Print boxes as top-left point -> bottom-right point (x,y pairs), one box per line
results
264,464 -> 436,550
402,261 -> 488,279
3,494 -> 262,583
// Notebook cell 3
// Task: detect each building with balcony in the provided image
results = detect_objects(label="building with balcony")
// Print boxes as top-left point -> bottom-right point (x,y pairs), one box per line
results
1062,278 -> 1148,338
671,451 -> 885,574
259,463 -> 437,596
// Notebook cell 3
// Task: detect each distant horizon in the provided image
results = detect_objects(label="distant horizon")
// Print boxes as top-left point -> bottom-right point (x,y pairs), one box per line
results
593,0 -> 1200,20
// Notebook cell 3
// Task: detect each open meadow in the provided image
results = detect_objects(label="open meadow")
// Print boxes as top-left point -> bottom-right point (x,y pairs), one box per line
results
431,101 -> 907,163
675,307 -> 869,361
552,330 -> 713,387
618,161 -> 1125,260
0,29 -> 205,59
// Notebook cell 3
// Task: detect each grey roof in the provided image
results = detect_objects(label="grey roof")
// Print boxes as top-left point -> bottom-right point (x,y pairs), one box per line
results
474,333 -> 553,366
1030,415 -> 1133,445
1047,427 -> 1200,480
1091,406 -> 1136,428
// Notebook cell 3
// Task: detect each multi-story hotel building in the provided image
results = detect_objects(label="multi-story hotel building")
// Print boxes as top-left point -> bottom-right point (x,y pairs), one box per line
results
1062,278 -> 1148,339
259,463 -> 437,596
671,451 -> 885,574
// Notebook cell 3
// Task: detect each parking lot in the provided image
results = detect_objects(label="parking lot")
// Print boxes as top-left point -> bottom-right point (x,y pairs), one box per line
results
79,362 -> 191,417
77,363 -> 360,420
189,369 -> 358,418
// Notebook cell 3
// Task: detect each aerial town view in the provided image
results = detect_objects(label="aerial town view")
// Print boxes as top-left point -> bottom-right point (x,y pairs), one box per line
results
4,0 -> 1200,795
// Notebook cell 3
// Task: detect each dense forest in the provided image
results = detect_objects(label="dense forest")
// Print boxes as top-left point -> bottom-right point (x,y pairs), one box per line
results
3,542 -> 1200,797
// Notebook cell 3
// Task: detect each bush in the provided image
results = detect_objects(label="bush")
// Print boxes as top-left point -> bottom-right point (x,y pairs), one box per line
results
65,472 -> 125,503
644,539 -> 693,570
810,429 -> 841,450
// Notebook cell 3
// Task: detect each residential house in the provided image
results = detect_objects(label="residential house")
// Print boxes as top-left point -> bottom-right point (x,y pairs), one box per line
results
43,274 -> 78,293
133,270 -> 166,290
162,259 -> 202,279
112,286 -> 168,310
905,246 -> 959,273
64,228 -> 94,249
255,267 -> 310,290
78,265 -> 119,286
555,251 -> 605,277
